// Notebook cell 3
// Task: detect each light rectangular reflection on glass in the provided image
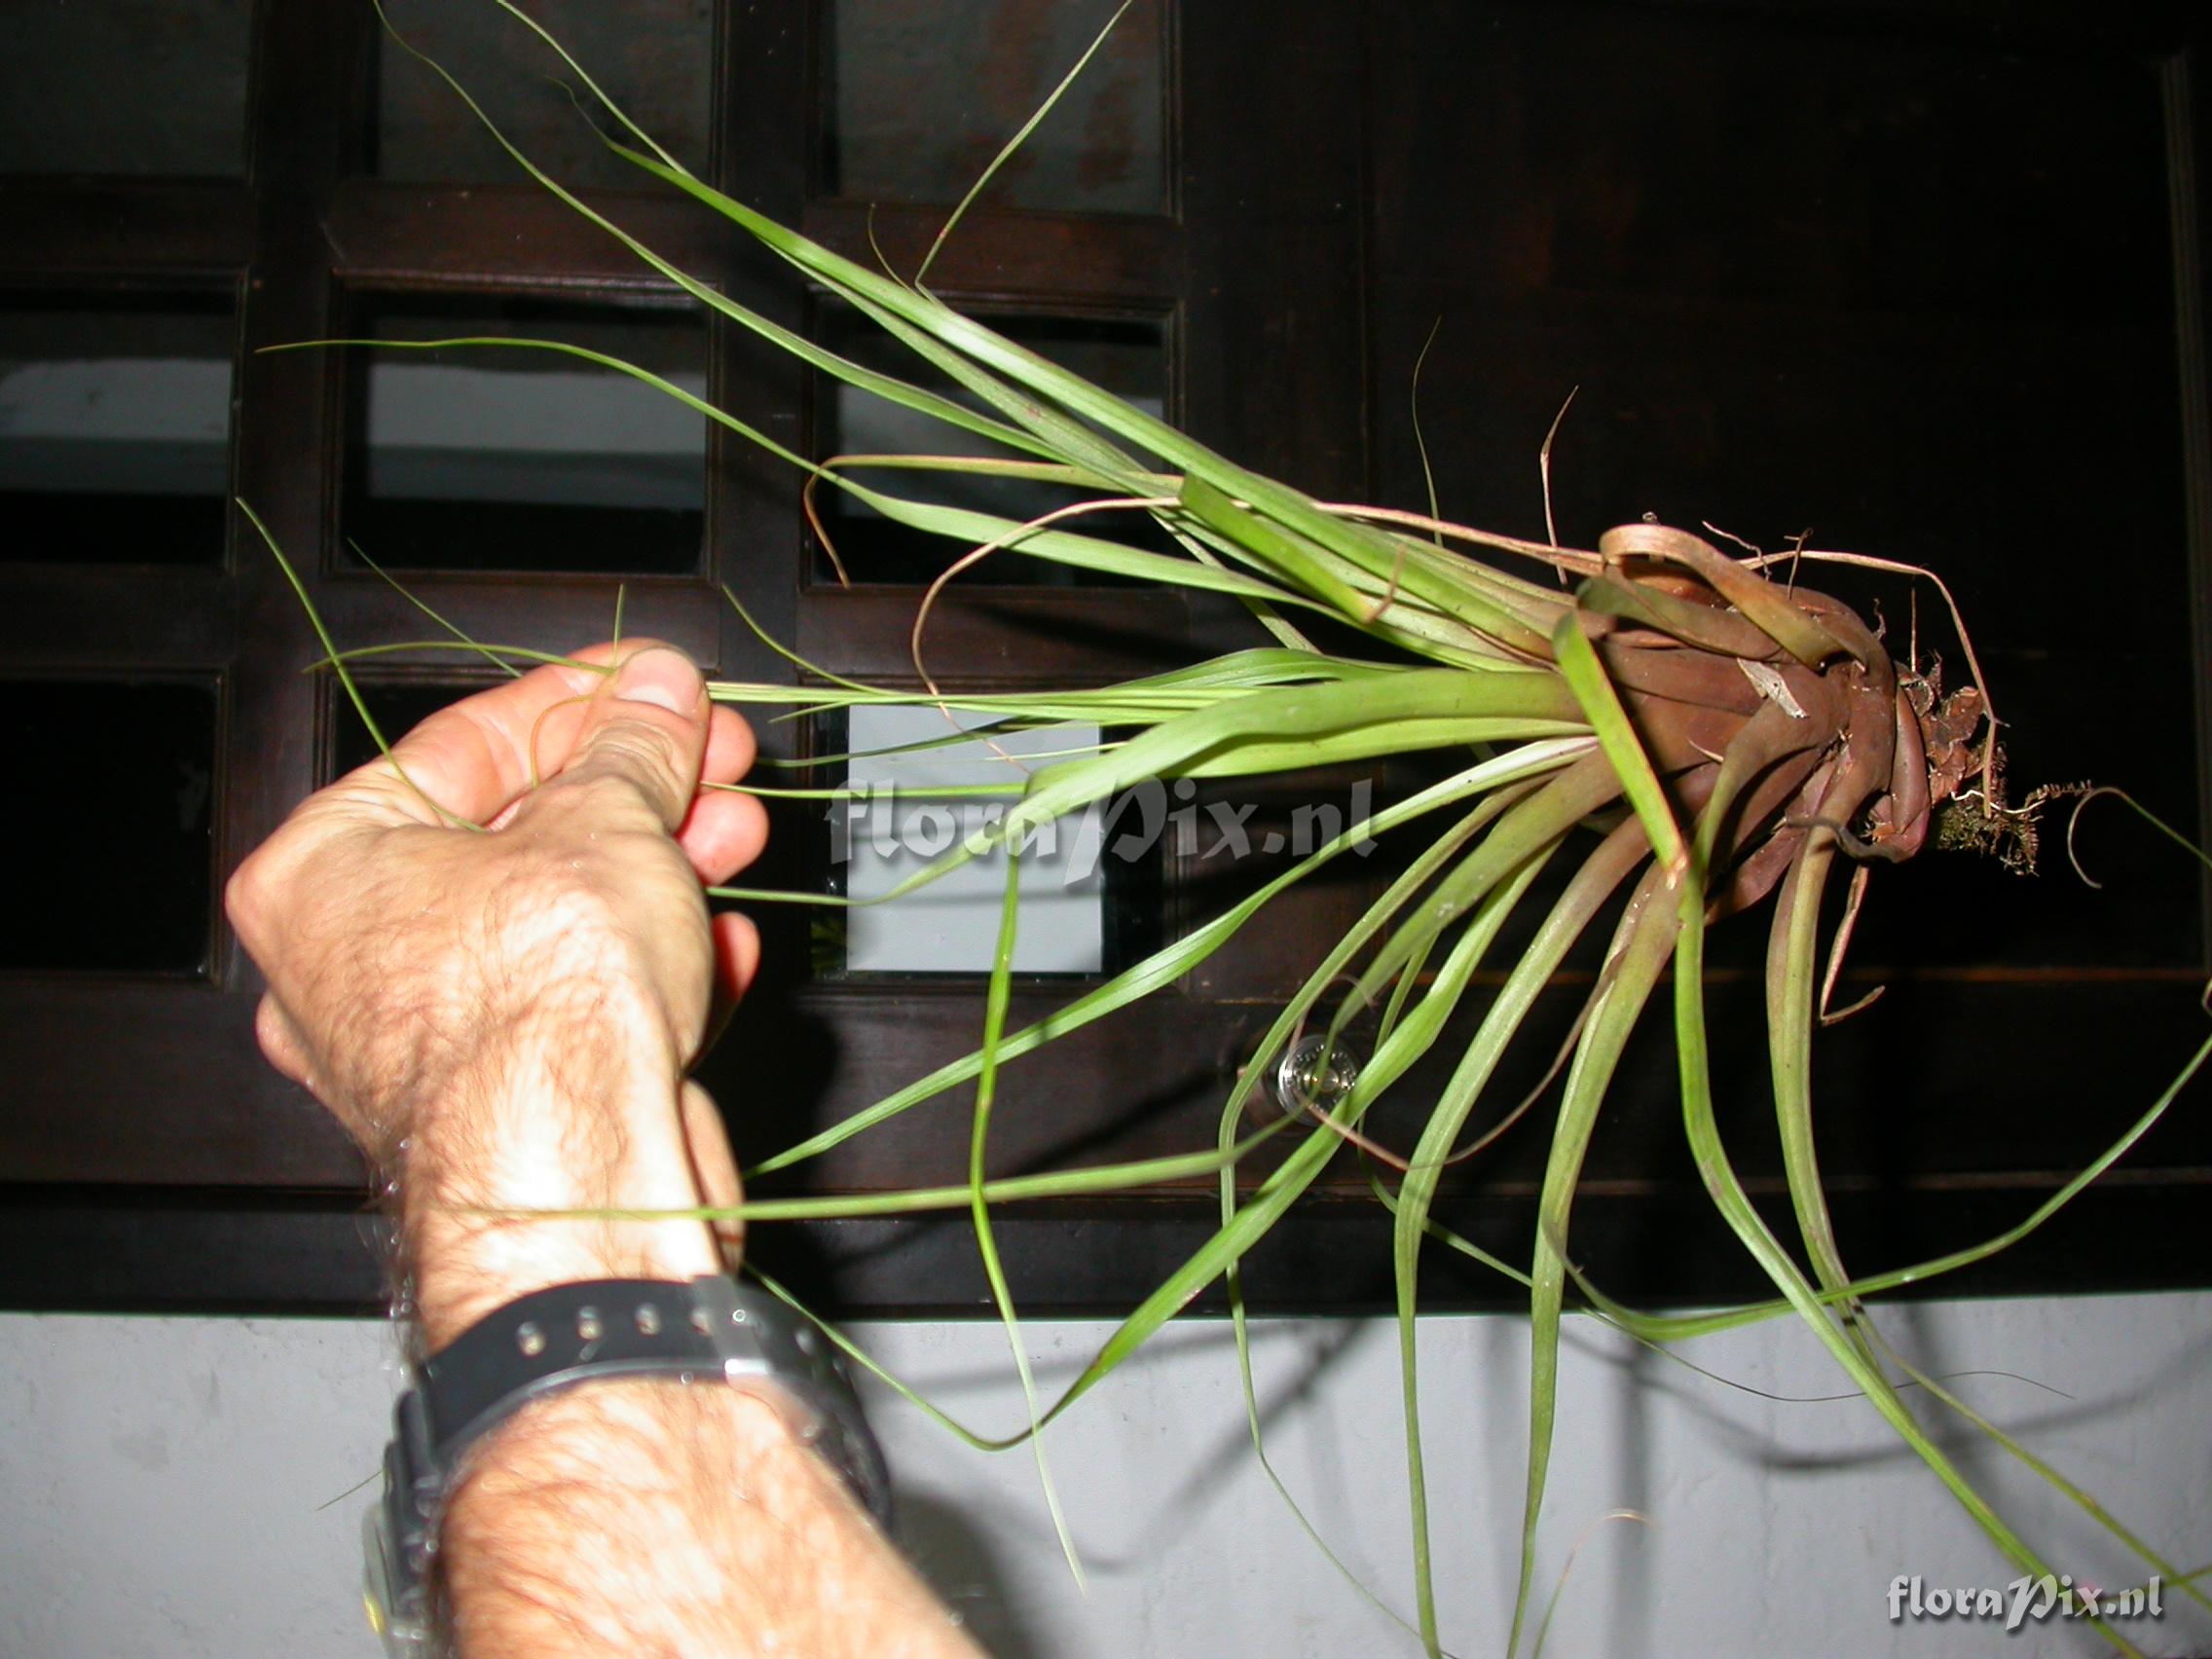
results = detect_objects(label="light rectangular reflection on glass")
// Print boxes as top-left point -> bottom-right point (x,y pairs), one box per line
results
839,705 -> 1103,976
361,358 -> 706,511
0,299 -> 235,565
342,297 -> 707,573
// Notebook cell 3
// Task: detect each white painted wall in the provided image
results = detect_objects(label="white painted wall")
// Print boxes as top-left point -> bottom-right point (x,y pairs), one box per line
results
3,1296 -> 2207,1658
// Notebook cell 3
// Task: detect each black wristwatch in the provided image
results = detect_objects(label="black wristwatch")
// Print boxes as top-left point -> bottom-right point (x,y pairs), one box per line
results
363,1274 -> 892,1654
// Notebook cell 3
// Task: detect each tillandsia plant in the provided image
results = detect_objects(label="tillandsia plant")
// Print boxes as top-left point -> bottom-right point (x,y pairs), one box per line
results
252,5 -> 2212,1653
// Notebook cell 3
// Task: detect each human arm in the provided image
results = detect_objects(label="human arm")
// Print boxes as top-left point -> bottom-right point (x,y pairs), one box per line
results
225,642 -> 978,1658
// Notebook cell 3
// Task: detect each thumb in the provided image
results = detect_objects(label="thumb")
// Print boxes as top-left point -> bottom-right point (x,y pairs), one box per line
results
557,644 -> 711,830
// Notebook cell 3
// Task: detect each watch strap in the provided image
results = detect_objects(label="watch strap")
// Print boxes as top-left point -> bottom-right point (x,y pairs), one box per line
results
367,1275 -> 889,1652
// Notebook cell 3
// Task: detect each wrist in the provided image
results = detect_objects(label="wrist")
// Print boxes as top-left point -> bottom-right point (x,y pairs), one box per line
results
408,1212 -> 722,1353
400,1045 -> 722,1350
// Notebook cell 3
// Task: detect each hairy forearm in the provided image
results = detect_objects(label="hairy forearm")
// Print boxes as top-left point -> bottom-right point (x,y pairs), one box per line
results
400,1006 -> 726,1352
443,1382 -> 971,1659
396,1032 -> 977,1659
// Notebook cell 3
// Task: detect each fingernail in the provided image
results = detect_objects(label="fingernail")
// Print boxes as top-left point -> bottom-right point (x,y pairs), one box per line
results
613,648 -> 703,715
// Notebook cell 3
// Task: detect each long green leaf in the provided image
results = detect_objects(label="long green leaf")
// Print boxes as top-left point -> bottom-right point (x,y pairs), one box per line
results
1562,611 -> 2133,1657
750,739 -> 1591,1174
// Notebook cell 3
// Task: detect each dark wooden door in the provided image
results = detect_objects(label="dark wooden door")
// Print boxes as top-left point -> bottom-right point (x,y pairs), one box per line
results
1354,0 -> 2212,1304
0,0 -> 2204,1313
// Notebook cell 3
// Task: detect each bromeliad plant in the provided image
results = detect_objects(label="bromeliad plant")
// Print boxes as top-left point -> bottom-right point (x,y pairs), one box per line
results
272,6 -> 2212,1653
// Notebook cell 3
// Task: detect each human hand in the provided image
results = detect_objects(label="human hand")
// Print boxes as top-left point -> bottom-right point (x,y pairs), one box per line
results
226,643 -> 766,1344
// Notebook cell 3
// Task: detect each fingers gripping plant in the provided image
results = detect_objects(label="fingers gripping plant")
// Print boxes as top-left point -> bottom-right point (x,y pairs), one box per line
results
269,7 -> 2212,1653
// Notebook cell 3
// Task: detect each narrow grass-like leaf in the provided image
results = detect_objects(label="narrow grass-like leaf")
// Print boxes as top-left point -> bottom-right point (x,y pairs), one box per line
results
751,739 -> 1591,1174
914,1 -> 1133,288
968,849 -> 1085,1585
239,502 -> 478,831
1569,608 -> 2135,1655
513,1129 -> 1281,1224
